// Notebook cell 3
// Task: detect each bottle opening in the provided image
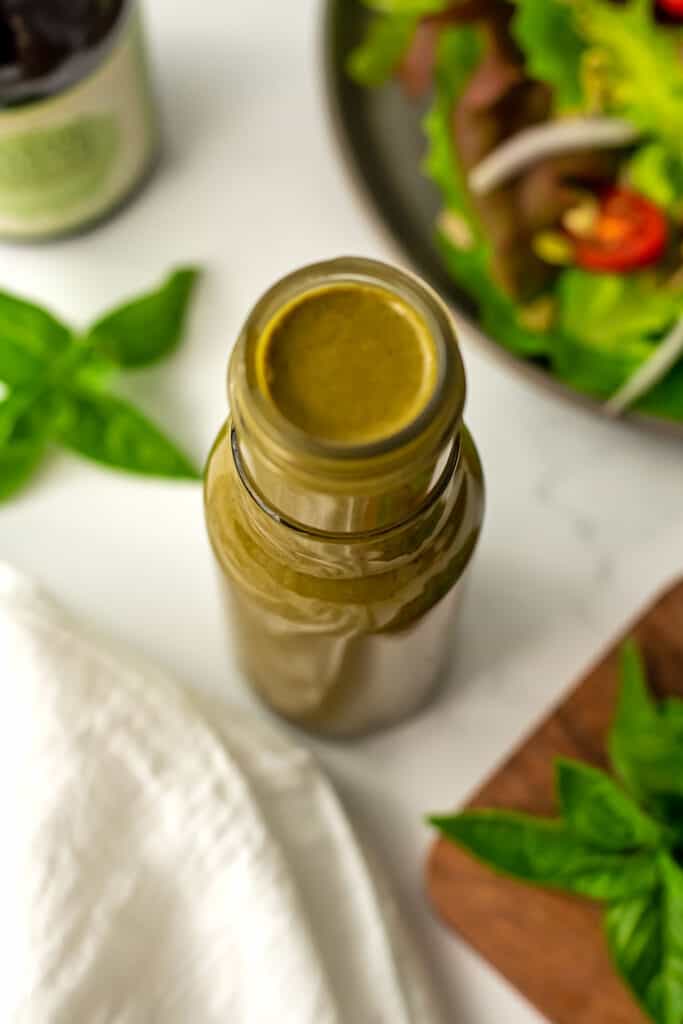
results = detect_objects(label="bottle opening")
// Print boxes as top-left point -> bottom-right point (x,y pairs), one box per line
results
229,257 -> 468,531
254,282 -> 440,447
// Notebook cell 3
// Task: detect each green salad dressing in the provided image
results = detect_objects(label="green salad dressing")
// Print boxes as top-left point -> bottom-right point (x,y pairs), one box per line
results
205,259 -> 485,738
256,283 -> 439,444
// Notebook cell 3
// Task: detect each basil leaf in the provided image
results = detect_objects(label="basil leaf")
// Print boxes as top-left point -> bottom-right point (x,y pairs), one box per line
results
649,854 -> 683,1024
86,268 -> 200,369
0,289 -> 71,387
556,759 -> 667,851
57,388 -> 199,480
615,738 -> 683,805
430,811 -> 659,900
609,639 -> 662,797
605,892 -> 663,1017
0,435 -> 46,500
0,387 -> 65,500
607,858 -> 683,1023
607,643 -> 683,806
348,14 -> 417,87
0,387 -> 62,444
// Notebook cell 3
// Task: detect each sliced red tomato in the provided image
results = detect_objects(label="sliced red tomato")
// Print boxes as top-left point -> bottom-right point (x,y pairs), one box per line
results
571,188 -> 668,273
657,0 -> 683,17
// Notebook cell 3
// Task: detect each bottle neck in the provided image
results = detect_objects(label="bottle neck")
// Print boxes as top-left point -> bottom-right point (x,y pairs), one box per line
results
230,416 -> 463,535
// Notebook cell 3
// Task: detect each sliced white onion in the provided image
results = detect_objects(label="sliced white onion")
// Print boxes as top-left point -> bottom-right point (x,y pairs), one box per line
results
605,316 -> 683,416
468,117 -> 641,196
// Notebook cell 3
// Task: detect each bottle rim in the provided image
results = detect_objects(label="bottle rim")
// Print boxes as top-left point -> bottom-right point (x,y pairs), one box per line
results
229,256 -> 467,480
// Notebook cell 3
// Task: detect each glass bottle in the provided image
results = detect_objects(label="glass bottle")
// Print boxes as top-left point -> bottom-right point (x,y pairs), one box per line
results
205,258 -> 485,738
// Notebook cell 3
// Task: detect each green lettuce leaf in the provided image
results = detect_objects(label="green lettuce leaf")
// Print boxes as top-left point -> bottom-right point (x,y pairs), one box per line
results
424,27 -> 551,356
437,235 -> 552,356
512,0 -> 585,111
423,26 -> 483,223
553,270 -> 683,400
625,144 -> 683,214
636,363 -> 683,421
347,14 -> 418,87
360,0 -> 447,12
578,0 -> 683,158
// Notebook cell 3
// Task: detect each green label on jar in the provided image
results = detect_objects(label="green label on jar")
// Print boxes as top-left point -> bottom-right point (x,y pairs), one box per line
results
0,8 -> 157,240
0,115 -> 119,218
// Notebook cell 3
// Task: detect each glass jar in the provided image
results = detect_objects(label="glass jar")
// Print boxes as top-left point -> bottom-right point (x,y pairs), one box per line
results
0,0 -> 158,240
205,258 -> 485,738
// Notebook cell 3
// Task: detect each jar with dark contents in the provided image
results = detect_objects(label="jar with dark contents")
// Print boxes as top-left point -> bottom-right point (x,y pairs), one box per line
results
0,0 -> 158,240
205,258 -> 485,739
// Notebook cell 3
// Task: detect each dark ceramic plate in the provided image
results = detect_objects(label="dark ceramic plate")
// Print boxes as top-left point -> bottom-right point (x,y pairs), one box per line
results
323,0 -> 683,439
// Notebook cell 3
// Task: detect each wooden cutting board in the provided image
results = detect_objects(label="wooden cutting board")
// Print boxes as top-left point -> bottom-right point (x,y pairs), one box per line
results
427,578 -> 683,1024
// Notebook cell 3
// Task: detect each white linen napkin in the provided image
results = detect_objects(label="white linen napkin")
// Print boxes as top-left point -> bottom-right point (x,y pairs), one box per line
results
0,564 -> 445,1024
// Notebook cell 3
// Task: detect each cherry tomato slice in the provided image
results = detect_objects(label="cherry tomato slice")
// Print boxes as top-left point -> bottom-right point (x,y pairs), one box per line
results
572,188 -> 668,273
657,0 -> 683,17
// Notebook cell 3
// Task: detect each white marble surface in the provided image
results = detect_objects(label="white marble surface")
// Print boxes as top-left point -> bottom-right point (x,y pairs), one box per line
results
1,1 -> 683,1020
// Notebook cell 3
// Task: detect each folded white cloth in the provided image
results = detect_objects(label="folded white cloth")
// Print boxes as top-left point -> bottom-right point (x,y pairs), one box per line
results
0,565 -> 445,1024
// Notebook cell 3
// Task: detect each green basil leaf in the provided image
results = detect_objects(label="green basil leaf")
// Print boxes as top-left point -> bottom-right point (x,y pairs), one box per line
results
556,759 -> 667,851
607,858 -> 683,1023
609,640 -> 662,797
614,640 -> 659,728
86,268 -> 201,369
605,892 -> 663,1018
58,388 -> 200,480
430,811 -> 659,900
0,289 -> 71,387
607,642 -> 683,808
0,387 -> 62,444
0,386 -> 65,500
347,14 -> 417,87
648,854 -> 683,1024
0,435 -> 46,500
614,737 -> 683,805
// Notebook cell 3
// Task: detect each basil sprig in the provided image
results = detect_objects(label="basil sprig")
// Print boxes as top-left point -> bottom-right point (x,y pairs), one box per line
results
0,268 -> 201,499
431,641 -> 683,1024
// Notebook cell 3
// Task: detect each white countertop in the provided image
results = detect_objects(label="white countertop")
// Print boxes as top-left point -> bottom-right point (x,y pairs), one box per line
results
2,2 -> 683,1020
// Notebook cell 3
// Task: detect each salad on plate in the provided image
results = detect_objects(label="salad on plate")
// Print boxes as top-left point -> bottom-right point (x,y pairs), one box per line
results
348,0 -> 683,421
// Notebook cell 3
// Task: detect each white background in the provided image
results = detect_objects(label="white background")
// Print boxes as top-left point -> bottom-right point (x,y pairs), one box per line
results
1,2 -> 683,1020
